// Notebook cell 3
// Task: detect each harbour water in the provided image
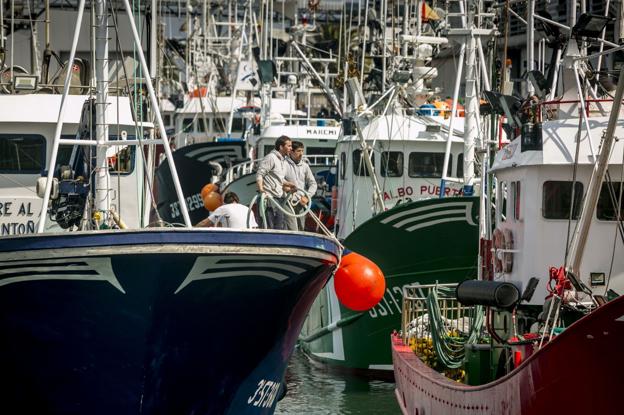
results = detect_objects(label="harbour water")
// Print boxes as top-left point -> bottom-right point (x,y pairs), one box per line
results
276,349 -> 399,414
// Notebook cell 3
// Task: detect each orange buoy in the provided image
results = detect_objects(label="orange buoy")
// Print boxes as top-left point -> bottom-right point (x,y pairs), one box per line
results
191,86 -> 208,97
203,191 -> 222,211
334,252 -> 385,311
201,183 -> 218,199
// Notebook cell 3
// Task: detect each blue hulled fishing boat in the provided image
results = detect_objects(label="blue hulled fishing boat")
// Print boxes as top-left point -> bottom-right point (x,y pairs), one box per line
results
0,0 -> 341,413
0,229 -> 339,414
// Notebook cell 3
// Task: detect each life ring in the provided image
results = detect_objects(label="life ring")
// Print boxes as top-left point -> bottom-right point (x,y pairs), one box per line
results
493,228 -> 514,274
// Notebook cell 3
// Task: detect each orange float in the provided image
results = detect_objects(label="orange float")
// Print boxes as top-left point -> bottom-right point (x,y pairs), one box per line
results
201,183 -> 218,199
203,191 -> 222,211
191,86 -> 208,97
334,252 -> 386,311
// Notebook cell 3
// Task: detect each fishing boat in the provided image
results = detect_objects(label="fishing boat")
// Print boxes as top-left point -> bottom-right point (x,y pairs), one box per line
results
299,0 -> 492,376
393,3 -> 624,412
0,2 -> 341,414
155,2 -> 341,222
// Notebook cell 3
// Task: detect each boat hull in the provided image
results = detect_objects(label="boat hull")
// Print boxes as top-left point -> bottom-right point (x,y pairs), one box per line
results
300,197 -> 479,374
392,294 -> 624,414
0,229 -> 339,415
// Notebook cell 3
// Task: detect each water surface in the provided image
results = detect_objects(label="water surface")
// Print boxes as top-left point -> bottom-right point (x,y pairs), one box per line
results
275,349 -> 400,414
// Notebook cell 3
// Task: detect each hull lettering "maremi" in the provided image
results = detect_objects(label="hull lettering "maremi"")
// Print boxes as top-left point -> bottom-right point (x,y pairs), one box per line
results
305,128 -> 338,136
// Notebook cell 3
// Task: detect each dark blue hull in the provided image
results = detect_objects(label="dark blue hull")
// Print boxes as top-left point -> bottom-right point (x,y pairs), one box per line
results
0,229 -> 339,414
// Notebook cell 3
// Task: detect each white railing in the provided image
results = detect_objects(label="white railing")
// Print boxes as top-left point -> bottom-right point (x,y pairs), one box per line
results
223,159 -> 259,186
305,154 -> 336,166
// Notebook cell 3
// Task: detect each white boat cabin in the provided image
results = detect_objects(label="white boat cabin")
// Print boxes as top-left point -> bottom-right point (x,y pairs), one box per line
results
0,94 -> 150,235
335,114 -> 467,239
491,99 -> 624,304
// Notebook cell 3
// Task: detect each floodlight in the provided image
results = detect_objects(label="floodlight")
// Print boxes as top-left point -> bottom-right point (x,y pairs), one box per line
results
572,13 -> 611,38
13,75 -> 38,91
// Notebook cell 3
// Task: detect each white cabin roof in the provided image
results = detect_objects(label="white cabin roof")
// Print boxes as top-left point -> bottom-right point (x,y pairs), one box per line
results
0,94 -> 141,126
339,114 -> 464,143
491,116 -> 624,172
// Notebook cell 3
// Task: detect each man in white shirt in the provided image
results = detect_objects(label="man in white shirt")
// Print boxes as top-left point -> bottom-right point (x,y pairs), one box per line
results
284,141 -> 318,231
196,192 -> 258,228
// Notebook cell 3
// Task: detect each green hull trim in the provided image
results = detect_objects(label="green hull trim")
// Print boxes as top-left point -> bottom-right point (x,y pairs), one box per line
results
300,197 -> 480,372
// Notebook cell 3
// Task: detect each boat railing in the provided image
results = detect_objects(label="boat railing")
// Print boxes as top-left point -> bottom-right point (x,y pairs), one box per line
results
305,154 -> 336,166
224,159 -> 259,185
401,282 -> 476,346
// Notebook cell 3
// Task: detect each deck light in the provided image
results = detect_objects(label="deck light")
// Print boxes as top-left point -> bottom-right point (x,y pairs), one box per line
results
572,14 -> 611,39
13,75 -> 38,91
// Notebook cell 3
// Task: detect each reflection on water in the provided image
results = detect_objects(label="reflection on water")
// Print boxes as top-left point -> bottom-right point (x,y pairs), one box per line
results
275,348 -> 400,414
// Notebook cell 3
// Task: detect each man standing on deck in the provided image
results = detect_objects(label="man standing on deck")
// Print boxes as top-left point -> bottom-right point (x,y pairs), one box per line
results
284,141 -> 318,231
256,135 -> 296,229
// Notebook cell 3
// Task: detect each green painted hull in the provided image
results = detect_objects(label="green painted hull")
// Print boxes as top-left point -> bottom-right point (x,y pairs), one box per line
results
300,197 -> 479,373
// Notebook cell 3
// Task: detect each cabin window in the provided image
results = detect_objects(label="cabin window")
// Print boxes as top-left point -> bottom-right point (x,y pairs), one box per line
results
308,147 -> 335,155
408,152 -> 450,178
214,118 -> 227,133
231,117 -> 244,132
340,152 -> 346,180
0,134 -> 46,174
263,145 -> 273,158
197,118 -> 207,133
163,114 -> 172,127
353,149 -> 375,176
597,182 -> 624,221
497,180 -> 508,223
513,181 -> 521,220
457,153 -> 463,178
182,118 -> 195,132
381,151 -> 404,177
542,181 -> 583,220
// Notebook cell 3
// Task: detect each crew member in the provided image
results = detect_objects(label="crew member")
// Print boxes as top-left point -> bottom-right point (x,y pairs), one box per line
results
256,135 -> 296,229
284,141 -> 318,231
196,192 -> 258,228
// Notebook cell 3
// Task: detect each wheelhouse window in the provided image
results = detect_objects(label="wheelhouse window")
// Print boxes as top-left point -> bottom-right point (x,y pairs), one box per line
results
542,181 -> 583,219
457,153 -> 464,178
0,134 -> 46,174
163,114 -> 172,127
263,145 -> 274,157
197,118 -> 207,133
308,146 -> 335,155
340,152 -> 346,180
213,118 -> 227,133
597,182 -> 624,221
353,149 -> 375,176
381,151 -> 404,177
408,152 -> 451,178
182,118 -> 195,132
231,117 -> 244,132
511,181 -> 521,221
497,180 -> 508,223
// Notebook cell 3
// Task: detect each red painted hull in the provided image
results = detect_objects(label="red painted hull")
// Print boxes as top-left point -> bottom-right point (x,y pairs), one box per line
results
392,295 -> 624,414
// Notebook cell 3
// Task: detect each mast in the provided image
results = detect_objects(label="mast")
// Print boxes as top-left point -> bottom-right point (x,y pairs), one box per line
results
527,0 -> 534,95
94,0 -> 110,217
441,0 -> 493,197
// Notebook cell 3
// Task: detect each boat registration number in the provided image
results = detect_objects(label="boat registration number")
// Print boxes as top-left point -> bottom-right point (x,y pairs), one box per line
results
247,379 -> 281,409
